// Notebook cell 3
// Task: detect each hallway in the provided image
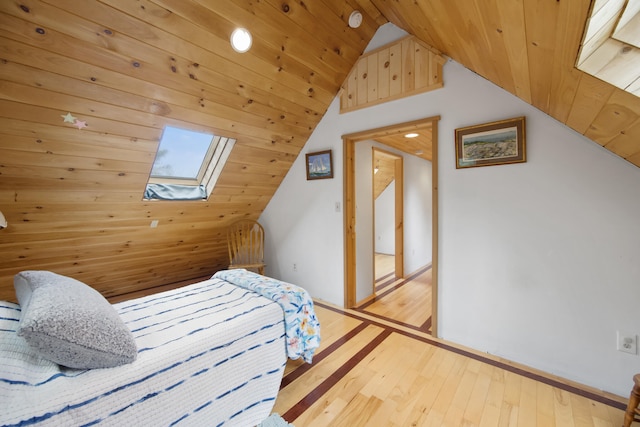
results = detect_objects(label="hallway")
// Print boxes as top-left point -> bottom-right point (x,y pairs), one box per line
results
355,253 -> 432,334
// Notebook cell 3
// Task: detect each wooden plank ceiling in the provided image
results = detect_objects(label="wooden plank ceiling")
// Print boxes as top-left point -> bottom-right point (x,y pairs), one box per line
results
0,0 -> 381,301
368,0 -> 640,164
0,0 -> 639,301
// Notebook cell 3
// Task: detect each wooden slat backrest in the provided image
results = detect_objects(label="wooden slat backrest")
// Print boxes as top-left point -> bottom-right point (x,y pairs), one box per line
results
227,219 -> 265,273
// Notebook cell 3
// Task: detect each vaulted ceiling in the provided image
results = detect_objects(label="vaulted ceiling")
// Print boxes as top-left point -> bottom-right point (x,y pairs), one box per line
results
370,0 -> 640,165
0,0 -> 638,301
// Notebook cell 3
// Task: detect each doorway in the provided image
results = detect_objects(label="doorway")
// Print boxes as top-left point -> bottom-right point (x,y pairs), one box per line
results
372,147 -> 404,288
343,116 -> 440,336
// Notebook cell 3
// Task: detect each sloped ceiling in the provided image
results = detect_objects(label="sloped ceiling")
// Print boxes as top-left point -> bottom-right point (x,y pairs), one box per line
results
0,0 -> 381,301
368,0 -> 640,164
0,0 -> 638,301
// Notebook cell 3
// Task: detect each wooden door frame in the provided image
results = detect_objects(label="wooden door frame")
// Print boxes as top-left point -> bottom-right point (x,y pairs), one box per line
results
343,116 -> 440,336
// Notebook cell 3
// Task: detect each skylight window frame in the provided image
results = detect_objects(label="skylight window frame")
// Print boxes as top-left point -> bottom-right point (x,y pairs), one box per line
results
144,126 -> 235,201
576,0 -> 640,97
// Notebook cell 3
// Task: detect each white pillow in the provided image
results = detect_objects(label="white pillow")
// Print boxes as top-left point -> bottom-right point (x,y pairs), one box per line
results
14,271 -> 137,369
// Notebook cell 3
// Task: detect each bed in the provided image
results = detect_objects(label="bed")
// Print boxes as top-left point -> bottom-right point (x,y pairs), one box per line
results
0,269 -> 320,427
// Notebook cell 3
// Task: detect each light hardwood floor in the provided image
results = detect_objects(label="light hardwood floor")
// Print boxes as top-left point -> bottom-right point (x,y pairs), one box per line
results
357,253 -> 432,333
109,271 -> 630,426
273,301 -> 628,426
273,255 -> 628,425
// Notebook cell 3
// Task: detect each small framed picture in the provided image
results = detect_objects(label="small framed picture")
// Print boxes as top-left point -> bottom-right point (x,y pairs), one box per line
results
455,116 -> 526,169
306,150 -> 333,180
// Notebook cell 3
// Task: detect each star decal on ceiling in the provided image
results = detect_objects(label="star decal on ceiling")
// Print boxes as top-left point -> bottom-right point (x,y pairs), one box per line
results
61,111 -> 88,130
73,120 -> 88,130
61,112 -> 76,123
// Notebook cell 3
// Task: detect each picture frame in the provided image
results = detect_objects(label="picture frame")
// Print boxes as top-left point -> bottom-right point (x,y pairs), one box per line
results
455,116 -> 526,169
306,150 -> 333,180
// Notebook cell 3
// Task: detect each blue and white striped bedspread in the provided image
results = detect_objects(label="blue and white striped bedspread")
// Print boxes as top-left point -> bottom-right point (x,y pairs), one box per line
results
213,269 -> 320,363
0,278 -> 287,427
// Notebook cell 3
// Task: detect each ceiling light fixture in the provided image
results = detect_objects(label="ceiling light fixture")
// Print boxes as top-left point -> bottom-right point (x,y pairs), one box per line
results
230,28 -> 252,53
348,11 -> 363,28
405,133 -> 419,138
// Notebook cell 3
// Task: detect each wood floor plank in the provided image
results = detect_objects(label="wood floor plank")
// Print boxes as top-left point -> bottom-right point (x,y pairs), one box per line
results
306,398 -> 348,427
536,381 -> 557,427
446,367 -> 480,425
430,355 -> 469,421
333,393 -> 384,427
478,369 -> 506,426
501,370 -> 523,423
286,329 -> 391,425
463,367 -> 492,424
272,324 -> 384,415
605,404 -> 625,426
591,400 -> 618,426
553,388 -> 576,427
517,376 -> 538,426
388,372 -> 432,424
369,399 -> 399,427
571,392 -> 597,427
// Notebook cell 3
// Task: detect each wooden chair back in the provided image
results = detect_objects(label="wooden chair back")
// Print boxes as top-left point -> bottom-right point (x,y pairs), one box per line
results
227,219 -> 265,275
623,373 -> 640,427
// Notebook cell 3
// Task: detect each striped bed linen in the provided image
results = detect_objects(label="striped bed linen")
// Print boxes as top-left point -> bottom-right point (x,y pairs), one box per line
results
0,277 -> 287,427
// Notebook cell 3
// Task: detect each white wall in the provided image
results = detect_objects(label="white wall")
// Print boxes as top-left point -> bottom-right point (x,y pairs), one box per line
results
260,23 -> 640,397
355,141 -> 374,302
375,183 -> 395,255
400,150 -> 432,272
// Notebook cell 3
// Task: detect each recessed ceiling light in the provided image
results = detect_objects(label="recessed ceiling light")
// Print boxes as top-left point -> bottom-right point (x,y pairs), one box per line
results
230,28 -> 252,53
405,133 -> 419,138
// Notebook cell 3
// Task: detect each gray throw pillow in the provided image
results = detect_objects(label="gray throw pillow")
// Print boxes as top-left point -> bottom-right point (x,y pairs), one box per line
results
14,271 -> 137,369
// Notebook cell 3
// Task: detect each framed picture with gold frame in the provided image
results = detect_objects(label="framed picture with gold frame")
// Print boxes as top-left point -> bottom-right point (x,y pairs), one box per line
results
455,116 -> 526,169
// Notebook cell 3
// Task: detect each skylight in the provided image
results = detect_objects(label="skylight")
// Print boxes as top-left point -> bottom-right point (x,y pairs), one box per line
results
151,127 -> 214,180
144,126 -> 235,201
577,0 -> 640,97
612,0 -> 640,48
